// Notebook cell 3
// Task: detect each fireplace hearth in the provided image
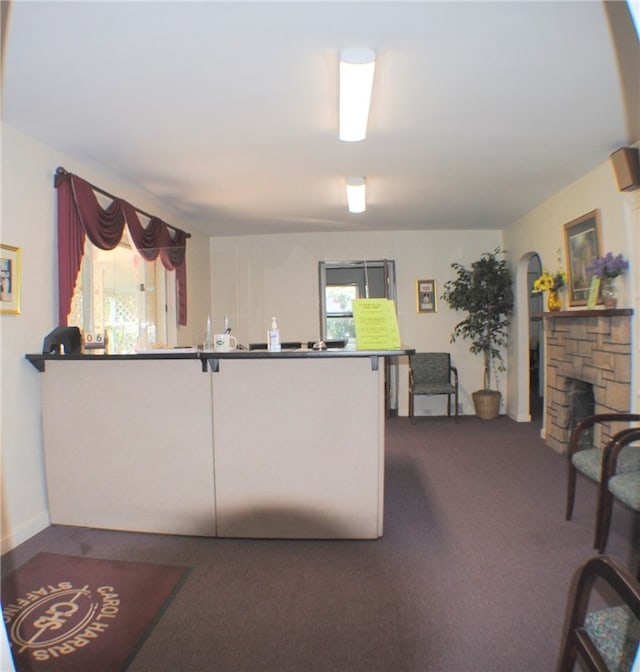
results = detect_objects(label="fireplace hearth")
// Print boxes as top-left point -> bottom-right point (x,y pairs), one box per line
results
567,378 -> 595,450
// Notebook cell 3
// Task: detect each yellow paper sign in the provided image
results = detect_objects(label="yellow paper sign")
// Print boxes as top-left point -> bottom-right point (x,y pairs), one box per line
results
352,299 -> 402,350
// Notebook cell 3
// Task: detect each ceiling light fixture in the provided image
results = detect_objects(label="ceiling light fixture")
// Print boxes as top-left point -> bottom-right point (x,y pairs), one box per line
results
339,48 -> 376,142
346,177 -> 366,214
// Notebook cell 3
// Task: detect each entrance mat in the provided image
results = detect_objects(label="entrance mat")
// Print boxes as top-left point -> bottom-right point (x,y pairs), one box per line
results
2,552 -> 190,672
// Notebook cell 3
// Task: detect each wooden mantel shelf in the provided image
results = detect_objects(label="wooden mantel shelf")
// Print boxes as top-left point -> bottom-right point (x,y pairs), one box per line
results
532,308 -> 633,320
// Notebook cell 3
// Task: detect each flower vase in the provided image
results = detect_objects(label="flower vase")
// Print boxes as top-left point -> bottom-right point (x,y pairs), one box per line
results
602,277 -> 618,308
547,289 -> 561,312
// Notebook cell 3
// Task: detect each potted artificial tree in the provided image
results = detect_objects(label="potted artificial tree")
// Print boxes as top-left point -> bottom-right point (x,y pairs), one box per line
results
441,247 -> 514,420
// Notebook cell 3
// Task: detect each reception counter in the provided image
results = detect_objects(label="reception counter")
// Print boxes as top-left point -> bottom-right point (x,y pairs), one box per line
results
26,348 -> 412,539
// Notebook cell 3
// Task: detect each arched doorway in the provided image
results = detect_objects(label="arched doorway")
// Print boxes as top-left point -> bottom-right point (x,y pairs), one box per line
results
528,254 -> 543,420
514,252 -> 543,424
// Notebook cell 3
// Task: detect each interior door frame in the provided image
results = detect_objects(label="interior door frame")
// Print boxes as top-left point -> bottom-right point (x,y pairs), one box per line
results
318,259 -> 398,412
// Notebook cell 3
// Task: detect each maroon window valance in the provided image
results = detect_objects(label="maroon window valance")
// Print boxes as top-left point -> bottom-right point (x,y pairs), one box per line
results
55,168 -> 188,326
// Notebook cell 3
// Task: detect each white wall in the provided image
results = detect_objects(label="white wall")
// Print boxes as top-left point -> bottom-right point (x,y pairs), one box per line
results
211,229 -> 504,417
0,124 -> 212,552
503,158 -> 640,423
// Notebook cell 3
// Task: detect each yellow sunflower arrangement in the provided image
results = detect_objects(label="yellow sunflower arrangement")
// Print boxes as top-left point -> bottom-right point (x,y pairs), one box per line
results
532,269 -> 566,294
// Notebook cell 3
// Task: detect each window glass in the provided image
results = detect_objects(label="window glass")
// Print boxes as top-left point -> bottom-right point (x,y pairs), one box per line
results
325,284 -> 359,340
68,229 -> 167,353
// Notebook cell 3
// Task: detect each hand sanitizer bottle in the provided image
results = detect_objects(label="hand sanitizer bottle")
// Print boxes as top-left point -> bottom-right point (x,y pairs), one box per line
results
268,317 -> 281,351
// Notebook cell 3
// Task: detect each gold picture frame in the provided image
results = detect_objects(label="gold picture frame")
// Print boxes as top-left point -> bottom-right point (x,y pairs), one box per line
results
563,210 -> 602,306
417,279 -> 437,313
0,244 -> 22,315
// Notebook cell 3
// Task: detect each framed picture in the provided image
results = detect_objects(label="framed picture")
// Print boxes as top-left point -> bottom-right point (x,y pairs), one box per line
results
0,244 -> 22,315
416,279 -> 437,313
563,210 -> 602,306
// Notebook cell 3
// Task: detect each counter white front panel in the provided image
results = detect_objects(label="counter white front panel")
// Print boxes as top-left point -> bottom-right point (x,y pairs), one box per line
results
41,360 -> 216,535
212,357 -> 385,539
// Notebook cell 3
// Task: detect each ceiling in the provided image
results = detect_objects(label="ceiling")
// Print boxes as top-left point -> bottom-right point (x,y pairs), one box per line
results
2,1 -> 637,238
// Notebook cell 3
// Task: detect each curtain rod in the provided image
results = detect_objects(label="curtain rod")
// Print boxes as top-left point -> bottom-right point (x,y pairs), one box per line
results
54,166 -> 192,239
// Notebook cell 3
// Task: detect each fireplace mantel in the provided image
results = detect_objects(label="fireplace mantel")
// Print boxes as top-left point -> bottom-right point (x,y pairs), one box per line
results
534,308 -> 633,320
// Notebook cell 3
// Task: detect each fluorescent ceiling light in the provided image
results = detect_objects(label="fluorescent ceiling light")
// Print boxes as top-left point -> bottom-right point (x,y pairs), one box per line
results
346,177 -> 366,214
339,48 -> 375,142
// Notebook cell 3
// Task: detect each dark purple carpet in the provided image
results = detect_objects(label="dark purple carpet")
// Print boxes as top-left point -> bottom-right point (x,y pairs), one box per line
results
2,416 -> 638,671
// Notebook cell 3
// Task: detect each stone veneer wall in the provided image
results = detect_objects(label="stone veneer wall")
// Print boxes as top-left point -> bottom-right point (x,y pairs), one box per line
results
543,309 -> 633,454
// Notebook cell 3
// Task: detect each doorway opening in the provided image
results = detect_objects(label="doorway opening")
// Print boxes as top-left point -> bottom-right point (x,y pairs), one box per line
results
528,254 -> 544,420
318,260 -> 398,413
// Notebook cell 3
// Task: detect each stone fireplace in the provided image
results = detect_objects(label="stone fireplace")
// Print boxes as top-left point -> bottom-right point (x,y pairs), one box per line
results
542,309 -> 633,454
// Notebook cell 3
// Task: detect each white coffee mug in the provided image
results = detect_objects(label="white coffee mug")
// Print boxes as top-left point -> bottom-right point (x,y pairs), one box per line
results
214,333 -> 238,352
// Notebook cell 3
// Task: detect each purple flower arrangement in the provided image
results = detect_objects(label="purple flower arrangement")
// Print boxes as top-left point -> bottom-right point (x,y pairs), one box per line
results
586,252 -> 629,279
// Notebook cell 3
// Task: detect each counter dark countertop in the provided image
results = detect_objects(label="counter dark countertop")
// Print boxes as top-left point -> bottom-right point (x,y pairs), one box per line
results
26,347 -> 415,372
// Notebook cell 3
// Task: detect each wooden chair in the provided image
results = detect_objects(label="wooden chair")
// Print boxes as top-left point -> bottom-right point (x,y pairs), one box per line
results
557,555 -> 640,671
565,414 -> 640,523
408,353 -> 458,420
594,428 -> 640,555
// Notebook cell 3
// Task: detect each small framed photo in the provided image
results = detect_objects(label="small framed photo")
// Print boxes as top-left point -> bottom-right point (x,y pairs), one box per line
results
0,244 -> 21,315
417,279 -> 437,313
587,276 -> 600,310
563,210 -> 602,306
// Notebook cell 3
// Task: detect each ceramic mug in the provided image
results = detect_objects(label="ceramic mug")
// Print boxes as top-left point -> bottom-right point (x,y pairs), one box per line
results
214,333 -> 238,352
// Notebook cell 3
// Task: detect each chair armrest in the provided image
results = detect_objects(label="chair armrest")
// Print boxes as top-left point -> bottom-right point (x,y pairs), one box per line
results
450,366 -> 458,385
601,428 -> 640,481
558,555 -> 640,671
568,413 -> 640,459
571,556 -> 640,623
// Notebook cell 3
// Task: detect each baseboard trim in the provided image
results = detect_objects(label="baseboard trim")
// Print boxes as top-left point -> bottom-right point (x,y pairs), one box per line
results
1,511 -> 50,554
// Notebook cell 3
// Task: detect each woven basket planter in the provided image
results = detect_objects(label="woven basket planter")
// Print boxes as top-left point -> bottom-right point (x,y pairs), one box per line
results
472,390 -> 501,420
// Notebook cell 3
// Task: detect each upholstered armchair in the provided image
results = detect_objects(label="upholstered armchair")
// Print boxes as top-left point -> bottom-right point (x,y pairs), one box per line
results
595,427 -> 640,555
565,413 -> 640,527
408,353 -> 458,420
557,555 -> 640,671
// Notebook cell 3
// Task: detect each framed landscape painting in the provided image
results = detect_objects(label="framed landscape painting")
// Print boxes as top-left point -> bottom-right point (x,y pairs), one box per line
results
563,210 -> 601,306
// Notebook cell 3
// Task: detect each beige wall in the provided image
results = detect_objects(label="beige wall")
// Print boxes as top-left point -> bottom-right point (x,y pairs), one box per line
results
210,229 -> 504,417
1,121 -> 637,554
504,158 -> 640,424
210,155 -> 639,426
0,123 -> 212,551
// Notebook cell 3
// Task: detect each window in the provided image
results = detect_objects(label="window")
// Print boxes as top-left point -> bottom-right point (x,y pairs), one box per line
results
69,228 -> 171,354
319,260 -> 396,340
325,284 -> 359,340
56,170 -> 187,333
